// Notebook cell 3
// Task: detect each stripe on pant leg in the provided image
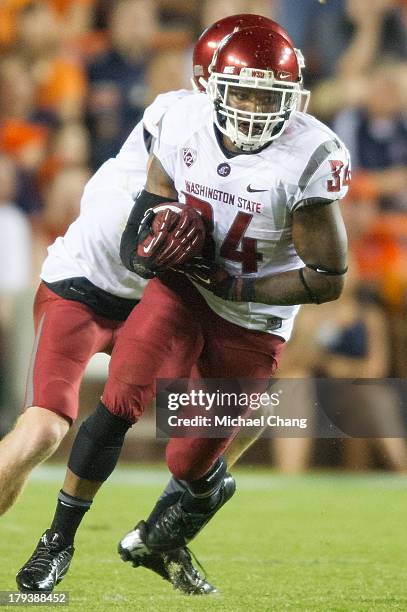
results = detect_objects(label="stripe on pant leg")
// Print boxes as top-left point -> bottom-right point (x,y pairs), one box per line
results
24,312 -> 46,408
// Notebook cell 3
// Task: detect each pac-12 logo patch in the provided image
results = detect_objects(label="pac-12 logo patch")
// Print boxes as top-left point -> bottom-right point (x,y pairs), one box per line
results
217,163 -> 231,177
182,148 -> 197,167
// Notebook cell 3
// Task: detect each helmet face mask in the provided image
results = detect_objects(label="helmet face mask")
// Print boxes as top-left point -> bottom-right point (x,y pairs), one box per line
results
209,76 -> 300,151
207,29 -> 301,152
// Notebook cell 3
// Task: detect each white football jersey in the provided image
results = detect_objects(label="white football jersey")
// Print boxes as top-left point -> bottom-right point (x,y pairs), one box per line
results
41,90 -> 193,299
154,94 -> 351,340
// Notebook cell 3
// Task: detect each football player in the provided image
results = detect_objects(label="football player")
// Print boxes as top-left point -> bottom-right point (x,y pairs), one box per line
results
16,25 -> 350,594
116,25 -> 349,556
5,14 -> 305,595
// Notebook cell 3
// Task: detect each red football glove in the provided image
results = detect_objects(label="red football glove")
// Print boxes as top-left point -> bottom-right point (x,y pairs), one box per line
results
179,257 -> 256,302
133,204 -> 205,278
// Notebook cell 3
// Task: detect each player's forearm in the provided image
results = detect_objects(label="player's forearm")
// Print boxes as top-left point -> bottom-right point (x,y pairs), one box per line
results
253,266 -> 345,306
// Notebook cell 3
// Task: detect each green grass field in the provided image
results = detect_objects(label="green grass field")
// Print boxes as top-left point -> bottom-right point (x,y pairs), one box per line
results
1,466 -> 407,611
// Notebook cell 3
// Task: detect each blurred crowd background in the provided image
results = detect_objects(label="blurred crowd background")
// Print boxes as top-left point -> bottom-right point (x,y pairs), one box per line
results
0,0 -> 407,472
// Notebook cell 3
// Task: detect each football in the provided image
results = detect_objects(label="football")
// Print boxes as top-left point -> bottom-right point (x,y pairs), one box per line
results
140,202 -> 206,268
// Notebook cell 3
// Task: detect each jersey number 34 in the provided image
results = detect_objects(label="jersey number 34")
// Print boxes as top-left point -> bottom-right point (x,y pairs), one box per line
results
327,160 -> 351,192
184,193 -> 263,274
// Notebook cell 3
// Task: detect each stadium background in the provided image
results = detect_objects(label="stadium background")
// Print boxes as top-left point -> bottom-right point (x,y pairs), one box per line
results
0,2 -> 407,609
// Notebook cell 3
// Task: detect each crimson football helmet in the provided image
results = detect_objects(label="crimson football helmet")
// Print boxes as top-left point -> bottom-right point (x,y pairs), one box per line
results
192,14 -> 309,111
207,27 -> 301,152
193,14 -> 295,92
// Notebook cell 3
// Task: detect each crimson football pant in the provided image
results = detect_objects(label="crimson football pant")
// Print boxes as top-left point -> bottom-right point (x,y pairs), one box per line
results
102,274 -> 285,481
25,282 -> 124,423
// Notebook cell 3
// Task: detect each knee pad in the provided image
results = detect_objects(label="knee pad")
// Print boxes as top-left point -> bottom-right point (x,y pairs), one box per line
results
68,402 -> 131,481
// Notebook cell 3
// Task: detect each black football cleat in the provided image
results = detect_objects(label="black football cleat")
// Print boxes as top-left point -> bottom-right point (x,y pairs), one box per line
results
146,474 -> 236,552
165,547 -> 217,595
118,521 -> 168,579
118,520 -> 217,595
16,530 -> 74,593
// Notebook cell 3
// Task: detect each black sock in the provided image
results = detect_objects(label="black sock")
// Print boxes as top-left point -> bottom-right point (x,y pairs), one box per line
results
145,477 -> 187,529
50,490 -> 92,546
182,457 -> 227,514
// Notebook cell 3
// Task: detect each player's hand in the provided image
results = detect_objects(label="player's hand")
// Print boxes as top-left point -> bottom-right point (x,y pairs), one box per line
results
178,257 -> 256,302
133,205 -> 205,278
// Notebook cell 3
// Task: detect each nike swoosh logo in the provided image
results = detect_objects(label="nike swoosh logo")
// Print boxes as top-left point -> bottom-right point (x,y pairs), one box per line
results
143,231 -> 163,254
143,240 -> 156,254
247,185 -> 268,193
192,274 -> 211,285
69,286 -> 85,295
